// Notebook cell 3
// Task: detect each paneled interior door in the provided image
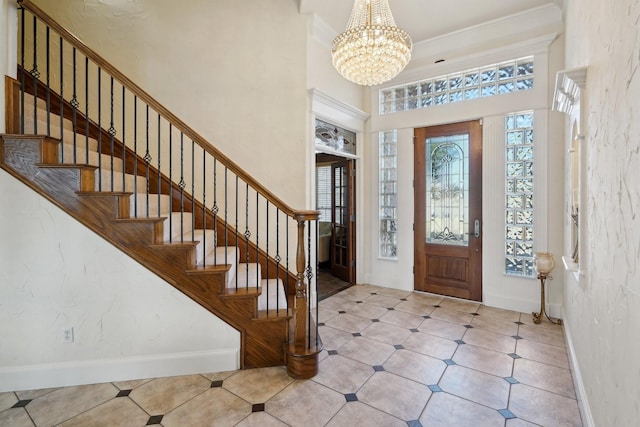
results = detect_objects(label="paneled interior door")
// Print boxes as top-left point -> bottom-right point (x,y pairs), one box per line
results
331,159 -> 355,283
414,121 -> 482,301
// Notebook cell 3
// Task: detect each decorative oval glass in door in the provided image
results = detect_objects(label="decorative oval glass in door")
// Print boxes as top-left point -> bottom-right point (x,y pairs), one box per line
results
425,135 -> 469,246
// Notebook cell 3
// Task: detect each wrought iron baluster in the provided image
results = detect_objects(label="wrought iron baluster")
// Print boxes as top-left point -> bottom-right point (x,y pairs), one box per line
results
244,183 -> 250,291
133,96 -> 138,217
59,37 -> 63,146
97,67 -> 102,190
31,15 -> 38,136
314,220 -> 319,346
191,140 -> 196,254
84,57 -> 89,161
71,47 -> 78,163
266,199 -> 270,312
235,176 -> 239,290
256,191 -> 259,294
201,146 -> 206,266
144,105 -> 150,216
224,167 -> 228,266
108,76 -> 116,191
156,114 -> 161,217
307,221 -> 313,348
19,7 -> 24,134
212,159 -> 218,265
179,132 -> 185,243
276,209 -> 281,313
169,123 -> 173,242
121,86 -> 126,191
45,26 -> 50,136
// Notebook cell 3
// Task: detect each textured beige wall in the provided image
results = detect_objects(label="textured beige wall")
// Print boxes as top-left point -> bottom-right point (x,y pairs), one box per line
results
563,0 -> 640,425
32,0 -> 309,208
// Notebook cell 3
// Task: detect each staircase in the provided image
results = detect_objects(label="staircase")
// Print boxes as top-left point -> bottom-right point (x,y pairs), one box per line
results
2,0 -> 321,378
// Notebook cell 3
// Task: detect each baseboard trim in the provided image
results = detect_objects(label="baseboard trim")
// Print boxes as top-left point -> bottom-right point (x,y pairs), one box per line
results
0,348 -> 239,392
561,308 -> 595,427
482,291 -> 562,318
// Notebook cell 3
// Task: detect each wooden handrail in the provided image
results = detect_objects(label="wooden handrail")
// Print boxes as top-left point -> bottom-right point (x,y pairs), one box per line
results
18,0 -> 318,221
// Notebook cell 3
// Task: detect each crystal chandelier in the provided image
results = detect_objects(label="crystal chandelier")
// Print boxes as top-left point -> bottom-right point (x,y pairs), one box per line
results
331,0 -> 412,86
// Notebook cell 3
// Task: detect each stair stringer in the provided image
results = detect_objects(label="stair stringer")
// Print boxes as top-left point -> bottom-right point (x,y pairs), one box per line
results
0,134 -> 290,369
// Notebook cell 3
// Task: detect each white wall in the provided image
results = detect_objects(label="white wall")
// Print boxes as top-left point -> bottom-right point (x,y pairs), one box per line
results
0,171 -> 239,392
562,0 -> 640,425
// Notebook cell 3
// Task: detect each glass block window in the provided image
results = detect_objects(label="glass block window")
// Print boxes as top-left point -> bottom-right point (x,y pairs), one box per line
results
315,165 -> 332,221
379,130 -> 398,258
380,56 -> 534,115
505,111 -> 535,277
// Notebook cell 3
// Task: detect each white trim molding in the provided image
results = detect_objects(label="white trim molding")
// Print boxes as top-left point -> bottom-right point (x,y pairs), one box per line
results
0,348 -> 239,392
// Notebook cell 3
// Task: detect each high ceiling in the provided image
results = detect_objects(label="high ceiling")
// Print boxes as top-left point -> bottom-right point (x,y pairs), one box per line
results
299,0 -> 562,44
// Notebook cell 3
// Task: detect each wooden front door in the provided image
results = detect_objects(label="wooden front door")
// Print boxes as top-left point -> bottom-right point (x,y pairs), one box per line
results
331,159 -> 355,283
414,121 -> 482,301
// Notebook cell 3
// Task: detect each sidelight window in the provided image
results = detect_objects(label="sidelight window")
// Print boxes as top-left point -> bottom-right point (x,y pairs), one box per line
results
379,130 -> 398,258
505,111 -> 535,276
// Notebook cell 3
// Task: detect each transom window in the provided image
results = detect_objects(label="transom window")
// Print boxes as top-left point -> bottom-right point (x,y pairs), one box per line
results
379,56 -> 534,115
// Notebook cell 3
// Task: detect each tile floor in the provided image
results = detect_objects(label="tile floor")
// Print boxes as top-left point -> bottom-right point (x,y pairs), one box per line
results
0,284 -> 583,426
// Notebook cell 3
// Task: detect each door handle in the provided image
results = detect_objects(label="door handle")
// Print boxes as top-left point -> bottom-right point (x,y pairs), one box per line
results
474,219 -> 480,238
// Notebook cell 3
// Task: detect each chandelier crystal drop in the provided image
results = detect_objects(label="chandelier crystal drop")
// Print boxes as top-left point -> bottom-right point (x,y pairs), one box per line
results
331,0 -> 412,86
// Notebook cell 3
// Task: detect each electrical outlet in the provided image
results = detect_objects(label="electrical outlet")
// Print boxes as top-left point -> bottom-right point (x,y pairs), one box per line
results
62,327 -> 74,343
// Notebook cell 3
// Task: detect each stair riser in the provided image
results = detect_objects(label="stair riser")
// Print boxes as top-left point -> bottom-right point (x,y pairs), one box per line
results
61,143 -> 124,172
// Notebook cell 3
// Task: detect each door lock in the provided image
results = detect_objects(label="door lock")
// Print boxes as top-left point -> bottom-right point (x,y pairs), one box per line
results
474,219 -> 480,238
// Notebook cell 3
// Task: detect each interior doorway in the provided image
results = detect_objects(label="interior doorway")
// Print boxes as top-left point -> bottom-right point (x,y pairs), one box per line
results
316,153 -> 356,299
414,120 -> 483,301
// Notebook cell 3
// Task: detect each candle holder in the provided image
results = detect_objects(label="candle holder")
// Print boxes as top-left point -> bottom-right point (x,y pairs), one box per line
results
532,252 -> 562,325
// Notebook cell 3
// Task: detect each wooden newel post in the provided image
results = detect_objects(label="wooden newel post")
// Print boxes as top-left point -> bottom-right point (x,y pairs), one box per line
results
294,218 -> 309,344
285,212 -> 322,379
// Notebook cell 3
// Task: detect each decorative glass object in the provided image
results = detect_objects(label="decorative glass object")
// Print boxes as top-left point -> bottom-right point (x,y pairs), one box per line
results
426,134 -> 469,246
533,252 -> 555,276
505,111 -> 535,276
315,119 -> 356,155
332,0 -> 412,86
379,56 -> 534,114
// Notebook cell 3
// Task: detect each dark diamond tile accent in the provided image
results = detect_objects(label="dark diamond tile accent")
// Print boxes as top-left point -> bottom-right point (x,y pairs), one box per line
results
116,389 -> 131,397
373,365 -> 385,372
508,353 -> 522,359
410,328 -> 419,333
498,409 -> 517,419
433,305 -> 441,308
512,335 -> 523,340
463,324 -> 474,329
147,415 -> 164,425
401,298 -> 408,301
514,321 -> 525,325
252,403 -> 265,412
428,384 -> 443,392
423,315 -> 431,319
407,420 -> 423,427
455,339 -> 466,345
371,292 -> 378,295
211,380 -> 224,388
344,393 -> 358,402
12,400 -> 31,408
444,359 -> 456,366
504,377 -> 519,384
352,332 -> 362,337
371,318 -> 380,322
356,301 -> 364,304
328,350 -> 339,355
387,307 -> 395,311
471,312 -> 480,316
338,310 -> 346,314
318,322 -> 325,326
394,344 -> 404,350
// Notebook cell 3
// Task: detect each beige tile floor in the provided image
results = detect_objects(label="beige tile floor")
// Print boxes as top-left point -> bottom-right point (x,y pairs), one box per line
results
0,284 -> 583,426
